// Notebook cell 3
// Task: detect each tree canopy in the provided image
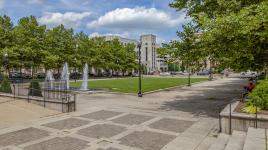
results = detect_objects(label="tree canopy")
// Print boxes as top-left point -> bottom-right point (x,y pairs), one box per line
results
0,15 -> 138,76
165,0 -> 268,72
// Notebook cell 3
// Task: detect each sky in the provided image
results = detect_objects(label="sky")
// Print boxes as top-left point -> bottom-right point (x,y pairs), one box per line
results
0,0 -> 190,43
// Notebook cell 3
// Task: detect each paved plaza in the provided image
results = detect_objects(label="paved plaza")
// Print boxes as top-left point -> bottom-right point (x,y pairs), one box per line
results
0,78 -> 246,150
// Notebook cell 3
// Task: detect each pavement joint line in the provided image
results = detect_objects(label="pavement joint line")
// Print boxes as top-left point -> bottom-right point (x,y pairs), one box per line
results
143,126 -> 180,136
141,116 -> 163,126
68,134 -> 94,142
18,135 -> 56,148
106,113 -> 131,121
104,107 -> 200,121
36,125 -> 60,133
111,129 -> 138,140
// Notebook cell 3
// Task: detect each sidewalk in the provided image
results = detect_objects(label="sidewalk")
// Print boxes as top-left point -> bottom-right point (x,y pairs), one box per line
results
0,78 -> 247,150
0,97 -> 60,129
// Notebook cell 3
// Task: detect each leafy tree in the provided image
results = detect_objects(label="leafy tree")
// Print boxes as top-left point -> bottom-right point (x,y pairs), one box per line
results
0,15 -> 14,73
13,16 -> 46,76
0,14 -> 139,77
45,24 -> 75,72
170,0 -> 268,72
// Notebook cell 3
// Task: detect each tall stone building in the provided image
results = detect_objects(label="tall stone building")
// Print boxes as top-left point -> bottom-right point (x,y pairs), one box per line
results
104,34 -> 168,73
140,34 -> 157,72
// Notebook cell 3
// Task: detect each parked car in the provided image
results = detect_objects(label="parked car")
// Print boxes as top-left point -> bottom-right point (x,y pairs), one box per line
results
131,73 -> 139,77
240,72 -> 246,76
70,72 -> 82,79
197,70 -> 211,76
22,73 -> 32,79
160,72 -> 170,76
36,72 -> 46,79
53,73 -> 61,79
9,72 -> 21,79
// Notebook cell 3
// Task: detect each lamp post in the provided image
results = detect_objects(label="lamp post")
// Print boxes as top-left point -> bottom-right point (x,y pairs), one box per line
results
3,53 -> 8,76
187,63 -> 191,86
137,42 -> 142,97
75,44 -> 79,82
209,59 -> 213,81
74,58 -> 77,82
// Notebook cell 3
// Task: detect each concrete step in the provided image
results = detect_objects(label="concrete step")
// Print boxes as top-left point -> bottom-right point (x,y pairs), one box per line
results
208,133 -> 230,150
224,131 -> 246,150
162,118 -> 217,150
243,127 -> 266,150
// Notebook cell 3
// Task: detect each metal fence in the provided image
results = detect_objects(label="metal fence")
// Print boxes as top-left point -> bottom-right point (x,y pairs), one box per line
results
11,80 -> 76,113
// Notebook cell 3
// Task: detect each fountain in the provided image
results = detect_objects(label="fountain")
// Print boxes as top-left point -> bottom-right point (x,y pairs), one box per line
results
58,62 -> 109,93
61,62 -> 69,90
45,70 -> 54,89
81,63 -> 89,90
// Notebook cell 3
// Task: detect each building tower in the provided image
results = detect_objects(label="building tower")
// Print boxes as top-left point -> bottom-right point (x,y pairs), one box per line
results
140,34 -> 157,73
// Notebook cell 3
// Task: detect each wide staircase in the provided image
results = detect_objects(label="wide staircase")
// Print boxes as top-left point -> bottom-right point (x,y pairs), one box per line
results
208,127 -> 267,150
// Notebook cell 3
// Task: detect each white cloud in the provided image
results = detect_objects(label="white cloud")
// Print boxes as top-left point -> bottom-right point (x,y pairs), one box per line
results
38,12 -> 91,28
87,7 -> 189,31
89,32 -> 130,38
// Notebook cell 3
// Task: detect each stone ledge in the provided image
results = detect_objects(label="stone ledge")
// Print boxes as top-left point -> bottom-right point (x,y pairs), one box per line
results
220,101 -> 268,133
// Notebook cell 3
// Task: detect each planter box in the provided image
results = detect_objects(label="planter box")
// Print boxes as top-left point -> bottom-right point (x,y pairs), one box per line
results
220,101 -> 268,134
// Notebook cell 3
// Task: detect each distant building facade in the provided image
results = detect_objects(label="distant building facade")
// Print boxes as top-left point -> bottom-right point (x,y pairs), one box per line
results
104,34 -> 168,73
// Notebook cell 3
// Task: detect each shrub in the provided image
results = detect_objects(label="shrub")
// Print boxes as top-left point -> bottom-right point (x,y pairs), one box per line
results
0,76 -> 12,93
242,105 -> 260,114
247,79 -> 268,111
28,80 -> 43,97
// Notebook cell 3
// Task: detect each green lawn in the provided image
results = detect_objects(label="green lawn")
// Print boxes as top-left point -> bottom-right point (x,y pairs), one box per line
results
70,77 -> 208,93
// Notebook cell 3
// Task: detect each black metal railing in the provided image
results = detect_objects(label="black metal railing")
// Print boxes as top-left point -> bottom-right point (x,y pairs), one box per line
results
11,80 -> 76,113
219,99 -> 259,135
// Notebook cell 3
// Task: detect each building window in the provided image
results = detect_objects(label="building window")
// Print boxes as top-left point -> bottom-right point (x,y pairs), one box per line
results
146,47 -> 148,61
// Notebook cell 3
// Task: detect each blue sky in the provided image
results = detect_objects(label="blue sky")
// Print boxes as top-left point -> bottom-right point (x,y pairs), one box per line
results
0,0 -> 190,43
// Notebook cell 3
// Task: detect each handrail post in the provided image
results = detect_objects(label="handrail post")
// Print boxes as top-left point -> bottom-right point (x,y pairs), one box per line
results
43,88 -> 46,108
229,103 -> 232,134
13,84 -> 15,99
74,94 -> 76,112
218,106 -> 222,133
27,87 -> 30,103
255,104 -> 258,128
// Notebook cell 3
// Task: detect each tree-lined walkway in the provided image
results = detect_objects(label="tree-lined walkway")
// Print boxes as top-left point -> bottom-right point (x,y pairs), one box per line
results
0,78 -> 247,150
76,78 -> 246,118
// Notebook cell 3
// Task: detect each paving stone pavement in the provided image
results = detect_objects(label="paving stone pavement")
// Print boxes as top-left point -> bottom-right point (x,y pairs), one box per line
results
119,130 -> 176,150
0,107 -> 217,150
24,137 -> 89,150
42,118 -> 90,130
111,114 -> 155,125
0,78 -> 246,150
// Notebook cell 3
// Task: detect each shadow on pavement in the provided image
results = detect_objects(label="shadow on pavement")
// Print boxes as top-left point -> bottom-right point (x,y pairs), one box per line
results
159,79 -> 247,118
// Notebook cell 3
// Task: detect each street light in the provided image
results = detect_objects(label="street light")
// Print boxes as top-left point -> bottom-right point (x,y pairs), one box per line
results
137,42 -> 142,97
75,44 -> 79,82
3,52 -> 8,76
74,58 -> 77,82
209,59 -> 213,81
